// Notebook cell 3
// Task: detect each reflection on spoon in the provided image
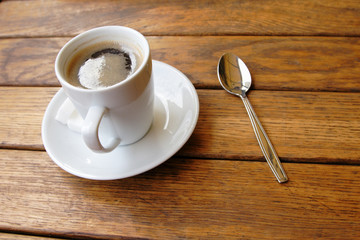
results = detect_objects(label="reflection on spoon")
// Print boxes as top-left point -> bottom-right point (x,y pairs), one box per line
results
217,53 -> 288,183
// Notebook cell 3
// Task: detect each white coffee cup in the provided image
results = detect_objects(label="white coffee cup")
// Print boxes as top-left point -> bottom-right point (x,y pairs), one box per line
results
55,26 -> 153,153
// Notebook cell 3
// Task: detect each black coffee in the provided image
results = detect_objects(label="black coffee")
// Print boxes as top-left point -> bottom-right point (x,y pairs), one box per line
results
66,41 -> 142,89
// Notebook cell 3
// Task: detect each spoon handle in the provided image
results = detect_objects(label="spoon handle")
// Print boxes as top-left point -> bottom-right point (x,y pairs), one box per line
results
241,96 -> 288,183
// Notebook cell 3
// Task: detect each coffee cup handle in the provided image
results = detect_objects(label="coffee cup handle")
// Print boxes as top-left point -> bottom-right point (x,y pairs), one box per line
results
81,106 -> 121,153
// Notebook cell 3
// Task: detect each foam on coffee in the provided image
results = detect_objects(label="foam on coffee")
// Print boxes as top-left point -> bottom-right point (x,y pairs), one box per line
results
66,41 -> 141,89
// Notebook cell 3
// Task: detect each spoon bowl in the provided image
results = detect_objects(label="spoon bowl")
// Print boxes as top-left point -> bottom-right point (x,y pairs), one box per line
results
218,53 -> 251,97
217,53 -> 288,183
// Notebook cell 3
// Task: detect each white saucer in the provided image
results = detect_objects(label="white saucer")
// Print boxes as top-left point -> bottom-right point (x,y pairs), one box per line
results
42,60 -> 199,180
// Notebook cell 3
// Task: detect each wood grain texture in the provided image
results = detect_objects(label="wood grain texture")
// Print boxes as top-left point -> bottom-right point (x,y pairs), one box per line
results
1,37 -> 360,92
0,0 -> 360,37
0,233 -> 63,240
0,87 -> 359,164
0,87 -> 56,150
183,89 -> 360,163
0,38 -> 66,87
1,1 -> 360,239
0,149 -> 359,239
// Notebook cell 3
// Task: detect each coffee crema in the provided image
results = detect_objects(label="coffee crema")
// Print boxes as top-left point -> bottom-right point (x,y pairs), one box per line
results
66,41 -> 142,89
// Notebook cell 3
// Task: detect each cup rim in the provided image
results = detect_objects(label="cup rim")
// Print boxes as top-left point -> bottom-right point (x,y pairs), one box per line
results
55,26 -> 150,93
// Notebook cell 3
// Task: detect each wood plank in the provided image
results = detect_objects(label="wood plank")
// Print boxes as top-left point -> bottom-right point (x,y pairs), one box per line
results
0,87 -> 53,150
152,36 -> 360,91
0,149 -> 359,239
1,0 -> 360,37
0,87 -> 359,164
0,38 -> 65,87
1,37 -> 360,92
184,89 -> 360,163
0,233 -> 63,240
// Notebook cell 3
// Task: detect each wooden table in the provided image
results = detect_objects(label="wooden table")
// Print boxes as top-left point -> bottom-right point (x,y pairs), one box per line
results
1,0 -> 360,239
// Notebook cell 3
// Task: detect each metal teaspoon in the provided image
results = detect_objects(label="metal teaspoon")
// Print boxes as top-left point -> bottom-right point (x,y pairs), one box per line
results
217,53 -> 288,183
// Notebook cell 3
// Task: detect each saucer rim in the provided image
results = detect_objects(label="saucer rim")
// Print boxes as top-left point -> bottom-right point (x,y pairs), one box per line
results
41,60 -> 199,180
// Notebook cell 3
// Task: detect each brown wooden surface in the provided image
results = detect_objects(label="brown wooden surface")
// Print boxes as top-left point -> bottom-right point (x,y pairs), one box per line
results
1,0 -> 360,239
1,150 -> 360,239
1,87 -> 359,164
1,0 -> 360,37
0,233 -> 62,240
2,36 -> 360,92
